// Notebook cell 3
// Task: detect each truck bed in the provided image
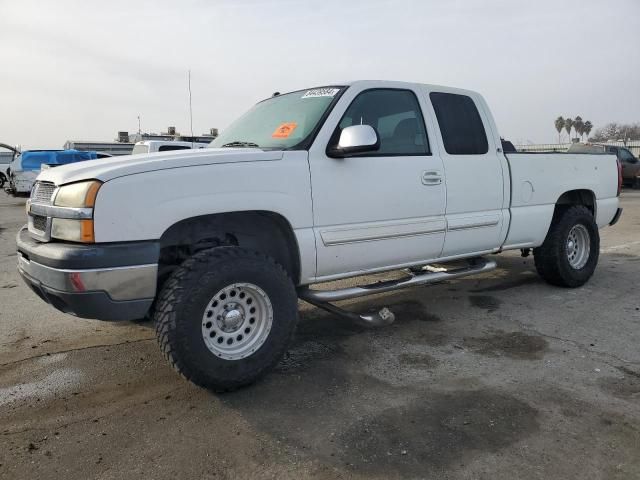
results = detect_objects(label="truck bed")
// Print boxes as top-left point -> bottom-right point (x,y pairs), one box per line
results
503,152 -> 619,249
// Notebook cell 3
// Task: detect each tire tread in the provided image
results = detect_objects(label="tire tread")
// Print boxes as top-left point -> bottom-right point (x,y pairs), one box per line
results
533,205 -> 599,288
154,246 -> 297,392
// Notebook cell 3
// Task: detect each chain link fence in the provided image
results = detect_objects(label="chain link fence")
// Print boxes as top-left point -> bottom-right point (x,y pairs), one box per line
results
516,141 -> 640,156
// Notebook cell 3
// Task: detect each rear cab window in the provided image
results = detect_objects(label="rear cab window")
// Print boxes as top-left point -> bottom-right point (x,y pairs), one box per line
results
429,92 -> 488,155
158,145 -> 191,152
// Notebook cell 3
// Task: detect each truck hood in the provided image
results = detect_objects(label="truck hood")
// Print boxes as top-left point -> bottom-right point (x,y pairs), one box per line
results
36,148 -> 284,185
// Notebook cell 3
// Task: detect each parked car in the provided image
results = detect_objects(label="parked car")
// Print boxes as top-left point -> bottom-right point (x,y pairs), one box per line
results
0,143 -> 19,189
17,80 -> 622,391
131,140 -> 210,155
6,149 -> 100,195
568,143 -> 640,188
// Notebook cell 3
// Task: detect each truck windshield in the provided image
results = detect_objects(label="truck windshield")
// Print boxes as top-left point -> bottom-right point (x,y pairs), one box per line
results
209,86 -> 344,150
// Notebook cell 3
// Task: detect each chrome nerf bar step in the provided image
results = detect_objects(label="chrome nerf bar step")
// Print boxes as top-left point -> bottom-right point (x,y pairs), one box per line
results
298,257 -> 497,304
300,296 -> 396,328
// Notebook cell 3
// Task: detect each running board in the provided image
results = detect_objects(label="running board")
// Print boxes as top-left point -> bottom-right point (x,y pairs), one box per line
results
298,257 -> 497,303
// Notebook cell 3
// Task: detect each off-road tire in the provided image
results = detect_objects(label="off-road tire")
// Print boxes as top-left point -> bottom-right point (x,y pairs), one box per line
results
154,246 -> 298,391
533,205 -> 599,288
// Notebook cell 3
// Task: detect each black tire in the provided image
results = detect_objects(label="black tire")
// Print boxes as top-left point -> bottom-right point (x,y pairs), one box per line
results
154,246 -> 298,391
533,205 -> 599,288
0,173 -> 6,189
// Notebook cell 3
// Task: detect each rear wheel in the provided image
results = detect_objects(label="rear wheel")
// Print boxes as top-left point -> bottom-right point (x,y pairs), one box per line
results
533,206 -> 599,288
154,246 -> 298,391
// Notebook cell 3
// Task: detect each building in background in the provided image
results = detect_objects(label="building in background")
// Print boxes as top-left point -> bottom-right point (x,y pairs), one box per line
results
127,127 -> 219,144
63,140 -> 135,156
64,127 -> 218,156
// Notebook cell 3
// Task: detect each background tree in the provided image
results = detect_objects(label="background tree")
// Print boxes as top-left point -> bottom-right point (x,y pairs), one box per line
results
554,116 -> 565,143
583,121 -> 593,141
574,116 -> 584,141
590,122 -> 640,142
564,117 -> 574,142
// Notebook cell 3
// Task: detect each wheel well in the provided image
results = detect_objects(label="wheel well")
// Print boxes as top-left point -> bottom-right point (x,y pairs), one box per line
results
555,189 -> 596,216
158,211 -> 301,287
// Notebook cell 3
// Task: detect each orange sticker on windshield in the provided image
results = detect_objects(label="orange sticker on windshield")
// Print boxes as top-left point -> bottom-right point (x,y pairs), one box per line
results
272,122 -> 298,138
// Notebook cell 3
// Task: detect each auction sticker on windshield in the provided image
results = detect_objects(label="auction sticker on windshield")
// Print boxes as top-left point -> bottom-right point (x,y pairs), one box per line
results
272,122 -> 298,138
301,88 -> 340,98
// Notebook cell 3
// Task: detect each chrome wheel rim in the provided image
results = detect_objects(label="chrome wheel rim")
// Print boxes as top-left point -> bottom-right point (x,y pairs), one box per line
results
566,224 -> 590,270
201,283 -> 273,360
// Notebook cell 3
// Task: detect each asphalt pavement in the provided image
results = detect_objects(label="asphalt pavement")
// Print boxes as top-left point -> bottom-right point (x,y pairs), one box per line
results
1,190 -> 639,479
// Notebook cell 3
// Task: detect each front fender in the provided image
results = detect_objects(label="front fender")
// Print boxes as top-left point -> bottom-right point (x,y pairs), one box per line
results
94,153 -> 313,242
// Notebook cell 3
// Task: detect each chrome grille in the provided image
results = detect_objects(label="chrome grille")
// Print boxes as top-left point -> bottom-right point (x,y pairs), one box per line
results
31,181 -> 56,205
32,215 -> 47,232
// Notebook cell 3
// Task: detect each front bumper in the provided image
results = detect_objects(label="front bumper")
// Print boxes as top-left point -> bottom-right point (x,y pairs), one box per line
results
16,227 -> 159,321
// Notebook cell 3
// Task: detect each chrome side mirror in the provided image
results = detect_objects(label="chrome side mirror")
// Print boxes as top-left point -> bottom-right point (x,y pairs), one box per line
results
327,125 -> 380,157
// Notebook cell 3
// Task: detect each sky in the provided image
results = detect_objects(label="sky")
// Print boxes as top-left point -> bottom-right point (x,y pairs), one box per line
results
1,0 -> 639,149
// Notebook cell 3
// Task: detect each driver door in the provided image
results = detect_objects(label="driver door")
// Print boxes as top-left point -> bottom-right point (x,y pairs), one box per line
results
307,87 -> 447,280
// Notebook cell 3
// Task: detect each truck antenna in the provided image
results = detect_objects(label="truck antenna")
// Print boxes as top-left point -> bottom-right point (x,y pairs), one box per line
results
188,69 -> 194,148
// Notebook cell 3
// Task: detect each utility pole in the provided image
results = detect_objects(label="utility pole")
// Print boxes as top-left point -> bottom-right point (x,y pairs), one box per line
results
188,70 -> 194,146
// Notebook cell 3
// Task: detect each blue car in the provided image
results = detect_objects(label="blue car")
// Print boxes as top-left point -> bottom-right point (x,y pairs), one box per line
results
7,149 -> 104,194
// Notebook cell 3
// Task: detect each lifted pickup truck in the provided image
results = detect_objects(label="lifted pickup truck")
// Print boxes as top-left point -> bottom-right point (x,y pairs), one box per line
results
17,81 -> 622,391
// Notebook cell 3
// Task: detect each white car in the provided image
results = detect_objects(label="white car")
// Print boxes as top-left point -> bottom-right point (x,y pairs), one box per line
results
17,80 -> 622,391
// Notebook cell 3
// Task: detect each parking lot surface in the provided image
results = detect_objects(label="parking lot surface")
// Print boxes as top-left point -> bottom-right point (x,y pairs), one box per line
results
1,190 -> 639,479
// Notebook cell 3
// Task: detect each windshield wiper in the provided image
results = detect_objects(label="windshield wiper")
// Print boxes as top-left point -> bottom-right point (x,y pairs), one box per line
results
220,141 -> 260,148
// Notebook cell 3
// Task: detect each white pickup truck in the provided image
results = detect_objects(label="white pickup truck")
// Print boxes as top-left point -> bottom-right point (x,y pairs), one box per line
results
17,81 -> 623,391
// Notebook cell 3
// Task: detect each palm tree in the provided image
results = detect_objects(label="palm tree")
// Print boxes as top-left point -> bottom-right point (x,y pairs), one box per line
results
583,121 -> 593,141
574,116 -> 584,142
554,116 -> 565,143
564,118 -> 574,142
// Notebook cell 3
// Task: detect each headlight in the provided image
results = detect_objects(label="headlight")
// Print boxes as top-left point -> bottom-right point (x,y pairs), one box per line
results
49,180 -> 102,243
54,180 -> 101,208
51,218 -> 95,243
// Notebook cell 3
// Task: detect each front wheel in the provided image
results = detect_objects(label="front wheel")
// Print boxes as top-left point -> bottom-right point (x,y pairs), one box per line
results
533,206 -> 599,288
154,246 -> 298,391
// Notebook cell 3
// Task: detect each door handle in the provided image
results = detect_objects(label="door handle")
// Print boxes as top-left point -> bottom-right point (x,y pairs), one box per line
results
421,171 -> 442,185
